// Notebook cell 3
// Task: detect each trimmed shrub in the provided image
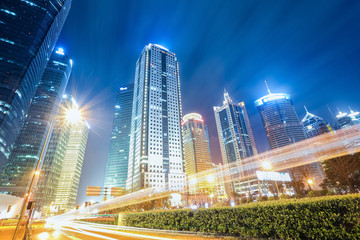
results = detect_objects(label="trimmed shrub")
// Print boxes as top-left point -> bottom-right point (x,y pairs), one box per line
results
121,194 -> 360,239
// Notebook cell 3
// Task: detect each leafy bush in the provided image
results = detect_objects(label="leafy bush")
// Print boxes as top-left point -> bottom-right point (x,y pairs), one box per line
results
120,194 -> 360,239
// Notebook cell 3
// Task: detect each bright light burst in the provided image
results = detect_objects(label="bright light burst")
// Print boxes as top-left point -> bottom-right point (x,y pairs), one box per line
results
65,107 -> 82,123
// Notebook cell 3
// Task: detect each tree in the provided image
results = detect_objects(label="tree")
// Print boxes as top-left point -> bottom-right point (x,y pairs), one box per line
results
322,152 -> 360,193
287,168 -> 305,194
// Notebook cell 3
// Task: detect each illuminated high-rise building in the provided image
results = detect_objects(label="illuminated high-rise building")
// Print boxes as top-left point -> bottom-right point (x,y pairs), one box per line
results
34,95 -> 74,210
0,48 -> 72,198
0,0 -> 72,169
182,113 -> 212,194
302,106 -> 330,138
104,84 -> 134,191
255,86 -> 323,190
336,108 -> 360,129
214,90 -> 258,195
301,106 -> 328,187
54,96 -> 89,211
126,44 -> 186,192
255,90 -> 305,149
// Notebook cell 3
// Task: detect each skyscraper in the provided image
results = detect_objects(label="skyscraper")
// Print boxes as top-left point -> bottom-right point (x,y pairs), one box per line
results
126,44 -> 186,192
35,95 -> 74,210
255,91 -> 305,149
182,113 -> 212,194
336,108 -> 360,129
214,91 -> 258,195
104,84 -> 134,191
0,47 -> 72,198
0,0 -> 72,169
255,87 -> 323,190
302,106 -> 330,138
301,107 -> 328,188
54,96 -> 89,211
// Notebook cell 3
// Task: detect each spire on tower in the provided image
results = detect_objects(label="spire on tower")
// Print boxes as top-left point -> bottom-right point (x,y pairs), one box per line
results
265,80 -> 271,95
304,105 -> 309,113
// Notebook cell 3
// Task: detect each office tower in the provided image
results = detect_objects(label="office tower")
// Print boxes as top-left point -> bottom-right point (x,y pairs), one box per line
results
54,96 -> 89,211
182,113 -> 213,194
302,106 -> 330,138
255,91 -> 305,149
336,108 -> 360,129
0,48 -> 72,198
126,44 -> 186,192
214,90 -> 258,195
0,0 -> 72,169
104,84 -> 134,192
34,95 -> 74,210
255,86 -> 323,190
301,106 -> 328,188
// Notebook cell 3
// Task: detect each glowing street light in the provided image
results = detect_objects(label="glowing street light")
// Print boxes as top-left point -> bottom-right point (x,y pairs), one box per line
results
207,175 -> 215,183
307,179 -> 314,191
261,161 -> 280,196
262,161 -> 272,170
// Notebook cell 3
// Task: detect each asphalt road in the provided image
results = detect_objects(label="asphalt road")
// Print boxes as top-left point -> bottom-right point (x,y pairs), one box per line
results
0,221 -> 224,240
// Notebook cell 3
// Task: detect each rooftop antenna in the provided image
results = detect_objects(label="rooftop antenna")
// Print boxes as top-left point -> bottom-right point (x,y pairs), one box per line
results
348,106 -> 353,113
304,105 -> 309,113
265,80 -> 271,95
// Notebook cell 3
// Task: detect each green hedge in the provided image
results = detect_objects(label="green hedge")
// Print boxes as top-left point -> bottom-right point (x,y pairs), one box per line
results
121,194 -> 360,239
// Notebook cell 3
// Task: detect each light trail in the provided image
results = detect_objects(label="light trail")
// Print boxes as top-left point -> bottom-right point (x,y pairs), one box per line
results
49,124 -> 360,221
54,221 -> 176,240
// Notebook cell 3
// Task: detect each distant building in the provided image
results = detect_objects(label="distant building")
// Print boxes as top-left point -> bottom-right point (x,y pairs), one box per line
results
104,84 -> 134,191
0,48 -> 72,199
54,96 -> 89,212
0,0 -> 72,169
126,44 -> 186,192
336,108 -> 360,129
182,113 -> 213,195
214,90 -> 258,195
301,106 -> 328,188
302,106 -> 330,138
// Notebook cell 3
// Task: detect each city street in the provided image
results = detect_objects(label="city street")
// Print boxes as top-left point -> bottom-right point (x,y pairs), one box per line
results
0,221 -> 225,240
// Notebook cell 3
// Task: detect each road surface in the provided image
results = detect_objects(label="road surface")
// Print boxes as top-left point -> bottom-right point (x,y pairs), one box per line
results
0,221 -> 225,240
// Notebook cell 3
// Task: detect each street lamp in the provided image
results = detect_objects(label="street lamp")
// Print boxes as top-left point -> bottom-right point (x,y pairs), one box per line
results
12,107 -> 82,240
307,179 -> 314,191
261,161 -> 280,197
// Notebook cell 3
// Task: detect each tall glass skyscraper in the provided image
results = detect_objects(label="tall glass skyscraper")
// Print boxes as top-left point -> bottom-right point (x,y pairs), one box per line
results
126,44 -> 186,192
104,84 -> 134,191
182,113 -> 213,194
0,47 -> 72,198
255,89 -> 323,190
0,0 -> 72,169
214,91 -> 258,195
54,95 -> 89,212
302,107 -> 330,138
255,92 -> 306,149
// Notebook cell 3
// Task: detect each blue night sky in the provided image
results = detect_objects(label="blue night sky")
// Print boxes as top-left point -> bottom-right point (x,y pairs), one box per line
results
57,0 -> 360,203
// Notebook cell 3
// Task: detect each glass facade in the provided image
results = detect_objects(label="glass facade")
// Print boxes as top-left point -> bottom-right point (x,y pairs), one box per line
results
302,108 -> 330,138
0,0 -> 72,170
214,91 -> 258,195
255,93 -> 306,149
127,44 -> 186,192
104,84 -> 134,191
54,95 -> 89,212
0,48 -> 72,198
